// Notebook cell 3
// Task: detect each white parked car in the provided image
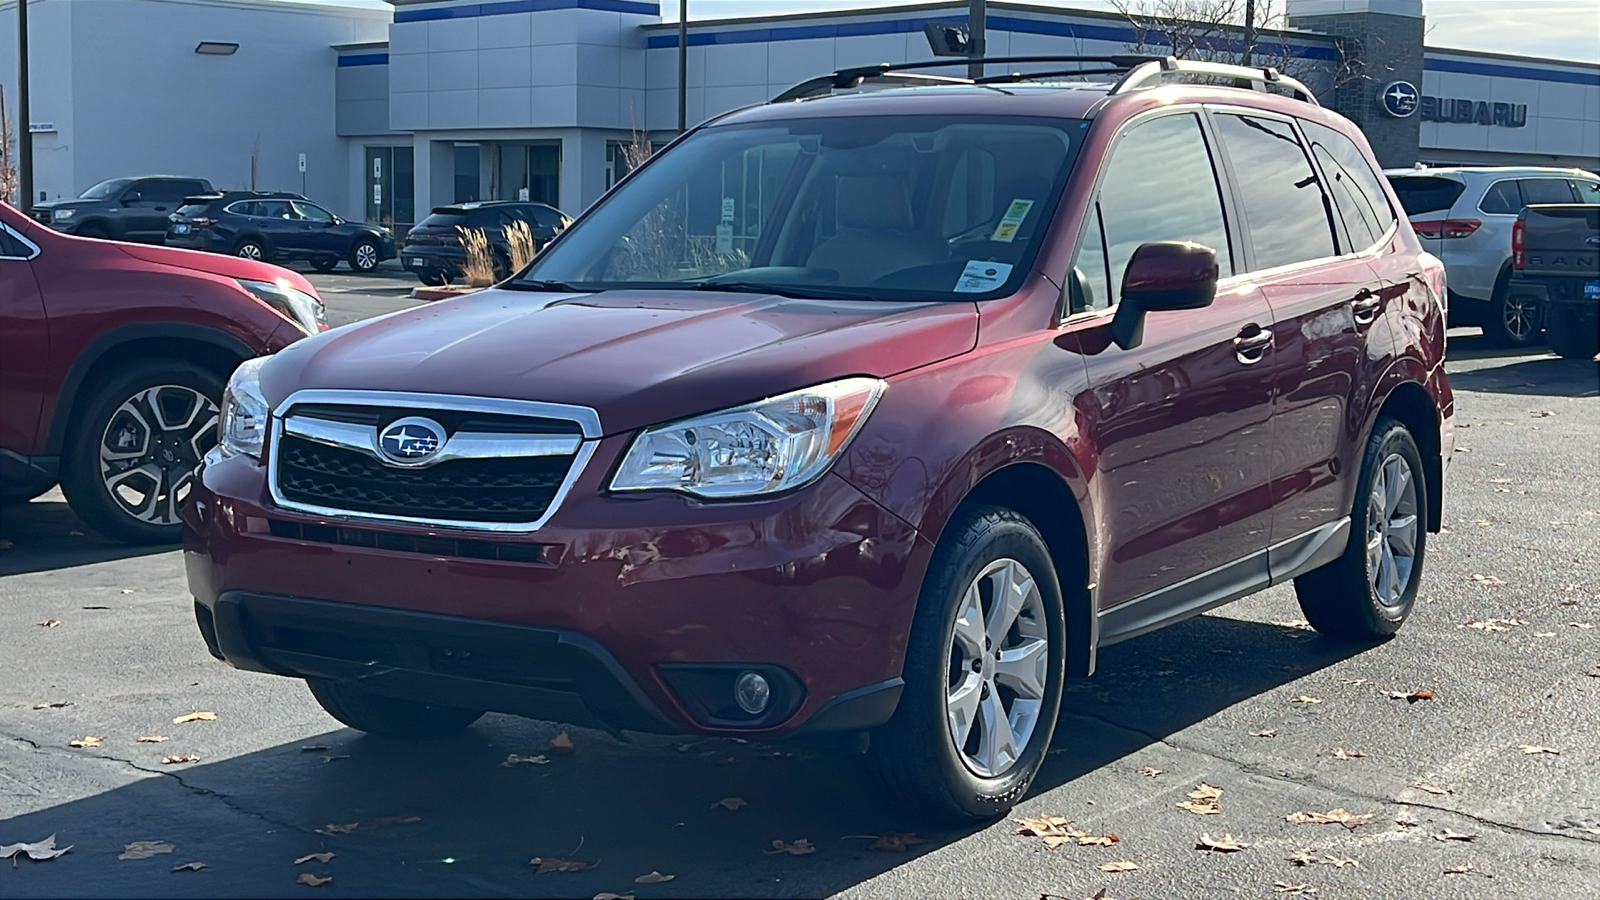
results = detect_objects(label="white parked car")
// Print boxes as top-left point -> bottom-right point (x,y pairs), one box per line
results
1385,166 -> 1600,346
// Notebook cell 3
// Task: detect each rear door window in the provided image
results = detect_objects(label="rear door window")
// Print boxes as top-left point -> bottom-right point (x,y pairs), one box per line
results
1388,177 -> 1466,216
1075,112 -> 1234,310
256,200 -> 294,219
1212,113 -> 1338,270
1520,178 -> 1579,205
1301,119 -> 1397,249
1478,180 -> 1523,215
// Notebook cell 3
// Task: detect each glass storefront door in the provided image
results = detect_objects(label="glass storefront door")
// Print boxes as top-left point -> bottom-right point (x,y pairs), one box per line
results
496,143 -> 561,206
365,145 -> 415,239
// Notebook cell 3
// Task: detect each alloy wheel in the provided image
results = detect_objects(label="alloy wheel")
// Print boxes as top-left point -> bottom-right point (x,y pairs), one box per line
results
1365,452 -> 1420,609
945,558 -> 1049,778
1502,295 -> 1540,343
236,243 -> 263,260
354,243 -> 378,270
98,385 -> 219,526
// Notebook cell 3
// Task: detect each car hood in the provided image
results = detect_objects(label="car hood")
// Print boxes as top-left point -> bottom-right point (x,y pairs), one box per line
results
115,243 -> 318,296
260,288 -> 979,435
31,198 -> 94,211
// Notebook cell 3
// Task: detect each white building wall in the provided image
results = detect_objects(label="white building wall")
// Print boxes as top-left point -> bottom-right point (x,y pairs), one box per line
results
1,0 -> 77,205
1420,51 -> 1600,166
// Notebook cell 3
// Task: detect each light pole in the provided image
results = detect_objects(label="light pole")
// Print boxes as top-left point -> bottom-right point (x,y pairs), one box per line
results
967,0 -> 985,80
676,0 -> 687,133
17,0 -> 31,209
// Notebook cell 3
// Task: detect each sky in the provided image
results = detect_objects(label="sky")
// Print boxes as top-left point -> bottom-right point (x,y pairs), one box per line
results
291,0 -> 1600,64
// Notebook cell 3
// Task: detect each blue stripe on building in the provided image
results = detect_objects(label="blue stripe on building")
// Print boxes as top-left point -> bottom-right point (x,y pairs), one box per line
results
1423,56 -> 1599,86
395,0 -> 660,24
337,53 -> 389,67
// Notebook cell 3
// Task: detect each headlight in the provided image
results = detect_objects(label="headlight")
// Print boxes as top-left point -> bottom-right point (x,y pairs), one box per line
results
219,357 -> 270,460
53,209 -> 75,221
236,278 -> 329,335
611,378 -> 886,499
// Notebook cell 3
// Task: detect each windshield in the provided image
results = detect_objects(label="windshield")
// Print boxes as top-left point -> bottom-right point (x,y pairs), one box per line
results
517,115 -> 1084,300
80,178 -> 135,200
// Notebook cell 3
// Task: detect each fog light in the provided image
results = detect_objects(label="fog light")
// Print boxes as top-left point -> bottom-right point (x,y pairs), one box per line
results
734,671 -> 770,715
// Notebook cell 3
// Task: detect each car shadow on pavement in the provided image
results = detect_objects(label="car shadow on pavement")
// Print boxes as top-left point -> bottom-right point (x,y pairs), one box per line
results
0,497 -> 171,577
1446,356 -> 1599,397
0,615 -> 1365,899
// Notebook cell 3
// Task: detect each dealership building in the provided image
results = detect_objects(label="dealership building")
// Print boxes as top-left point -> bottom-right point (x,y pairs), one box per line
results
4,0 -> 1597,235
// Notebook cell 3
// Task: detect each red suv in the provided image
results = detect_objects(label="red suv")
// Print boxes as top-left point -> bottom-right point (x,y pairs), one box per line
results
183,57 -> 1453,821
0,202 -> 326,543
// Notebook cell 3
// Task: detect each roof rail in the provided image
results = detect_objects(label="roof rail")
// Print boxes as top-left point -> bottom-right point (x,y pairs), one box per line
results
1111,57 -> 1320,105
771,55 -> 1159,103
771,54 -> 1319,106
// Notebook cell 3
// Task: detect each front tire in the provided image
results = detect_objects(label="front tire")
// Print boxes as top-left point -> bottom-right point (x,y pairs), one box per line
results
870,505 -> 1065,822
306,678 -> 484,738
1295,418 -> 1427,640
58,361 -> 223,544
1546,308 -> 1599,360
349,239 -> 381,273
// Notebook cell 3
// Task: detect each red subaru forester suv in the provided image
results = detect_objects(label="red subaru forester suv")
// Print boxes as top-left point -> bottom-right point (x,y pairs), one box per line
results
1,201 -> 326,544
184,57 -> 1453,821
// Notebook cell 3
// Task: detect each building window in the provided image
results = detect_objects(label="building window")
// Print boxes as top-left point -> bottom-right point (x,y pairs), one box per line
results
366,145 -> 415,239
496,143 -> 560,206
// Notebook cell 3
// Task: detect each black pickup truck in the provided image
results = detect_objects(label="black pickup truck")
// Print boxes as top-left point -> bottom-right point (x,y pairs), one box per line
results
1509,204 -> 1600,359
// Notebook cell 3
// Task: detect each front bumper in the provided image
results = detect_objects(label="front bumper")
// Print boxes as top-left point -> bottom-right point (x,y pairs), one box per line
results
183,445 -> 926,737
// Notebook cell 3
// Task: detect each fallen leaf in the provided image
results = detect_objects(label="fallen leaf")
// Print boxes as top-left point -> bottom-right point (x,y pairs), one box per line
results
1470,573 -> 1506,586
38,618 -> 60,627
1078,833 -> 1121,847
296,873 -> 332,887
1462,618 -> 1524,632
1274,883 -> 1316,895
1535,632 -> 1556,637
374,816 -> 421,825
1388,689 -> 1434,703
864,832 -> 926,852
171,861 -> 206,872
1321,855 -> 1359,868
1137,766 -> 1164,777
712,797 -> 747,811
0,834 -> 73,860
1273,618 -> 1311,629
1413,781 -> 1453,795
314,823 -> 358,835
1571,622 -> 1594,630
119,840 -> 176,860
1289,695 -> 1323,704
634,870 -> 676,883
1176,783 -> 1223,815
1195,832 -> 1248,852
1338,678 -> 1370,685
68,736 -> 105,748
1530,410 -> 1556,417
295,852 -> 335,864
548,729 -> 575,754
120,588 -> 134,594
31,701 -> 69,709
1519,745 -> 1560,755
530,857 -> 590,873
1444,862 -> 1477,875
319,755 -> 349,764
68,529 -> 85,536
501,753 -> 549,767
1285,808 -> 1373,829
172,711 -> 217,724
137,735 -> 168,743
1328,747 -> 1368,760
767,839 -> 816,856
161,754 -> 201,764
1097,860 -> 1139,873
1432,828 -> 1477,842
299,745 -> 330,752
1251,729 -> 1279,738
1286,849 -> 1317,866
1587,667 -> 1600,679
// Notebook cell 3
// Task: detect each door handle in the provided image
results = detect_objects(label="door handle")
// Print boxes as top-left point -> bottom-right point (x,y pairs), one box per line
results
1351,289 -> 1382,325
1234,325 -> 1272,364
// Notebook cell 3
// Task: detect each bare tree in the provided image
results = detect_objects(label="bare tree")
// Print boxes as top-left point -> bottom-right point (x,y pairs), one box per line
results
1,85 -> 18,207
1112,0 -> 1363,91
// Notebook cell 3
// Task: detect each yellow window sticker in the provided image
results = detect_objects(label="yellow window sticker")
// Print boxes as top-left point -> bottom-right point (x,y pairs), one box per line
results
990,199 -> 1035,243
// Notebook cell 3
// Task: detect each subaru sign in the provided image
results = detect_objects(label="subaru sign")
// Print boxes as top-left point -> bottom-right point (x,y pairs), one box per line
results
1379,81 -> 1420,118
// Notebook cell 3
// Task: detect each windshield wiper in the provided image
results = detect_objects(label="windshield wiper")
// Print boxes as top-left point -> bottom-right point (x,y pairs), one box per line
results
693,281 -> 875,301
503,279 -> 597,292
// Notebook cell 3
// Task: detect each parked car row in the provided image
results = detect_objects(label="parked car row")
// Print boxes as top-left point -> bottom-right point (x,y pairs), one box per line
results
29,175 -> 397,274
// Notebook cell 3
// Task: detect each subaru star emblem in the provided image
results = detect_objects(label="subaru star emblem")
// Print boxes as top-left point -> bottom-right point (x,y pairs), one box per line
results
378,416 -> 445,465
1379,81 -> 1420,118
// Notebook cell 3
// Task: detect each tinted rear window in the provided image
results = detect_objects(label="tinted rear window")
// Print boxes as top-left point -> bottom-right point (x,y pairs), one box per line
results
176,202 -> 214,217
417,211 -> 469,229
1388,177 -> 1465,216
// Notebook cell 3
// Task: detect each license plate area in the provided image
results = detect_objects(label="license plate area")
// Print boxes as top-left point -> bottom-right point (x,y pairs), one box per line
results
1584,279 -> 1599,300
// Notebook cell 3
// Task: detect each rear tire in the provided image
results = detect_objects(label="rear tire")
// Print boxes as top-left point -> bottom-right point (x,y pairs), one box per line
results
235,239 -> 267,262
306,678 -> 484,738
1295,418 -> 1427,640
349,239 -> 381,273
1486,273 -> 1542,347
1546,308 -> 1599,360
58,360 -> 223,545
869,505 -> 1065,823
418,270 -> 447,287
309,256 -> 339,273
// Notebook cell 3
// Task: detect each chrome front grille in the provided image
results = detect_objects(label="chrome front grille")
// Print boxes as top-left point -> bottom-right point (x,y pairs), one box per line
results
267,391 -> 601,532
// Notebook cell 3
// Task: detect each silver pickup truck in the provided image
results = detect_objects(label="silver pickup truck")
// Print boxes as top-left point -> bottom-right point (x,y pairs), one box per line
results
1509,204 -> 1600,360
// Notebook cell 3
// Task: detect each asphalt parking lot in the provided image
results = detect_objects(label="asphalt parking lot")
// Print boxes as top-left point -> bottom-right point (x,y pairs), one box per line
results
2,290 -> 1597,898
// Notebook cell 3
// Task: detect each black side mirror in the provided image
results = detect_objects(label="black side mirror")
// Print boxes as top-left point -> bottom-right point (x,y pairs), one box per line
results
1110,241 -> 1219,350
122,191 -> 143,205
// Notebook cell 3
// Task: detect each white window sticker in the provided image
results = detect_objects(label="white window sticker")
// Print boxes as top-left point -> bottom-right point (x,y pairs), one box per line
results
990,199 -> 1035,243
954,260 -> 1014,293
